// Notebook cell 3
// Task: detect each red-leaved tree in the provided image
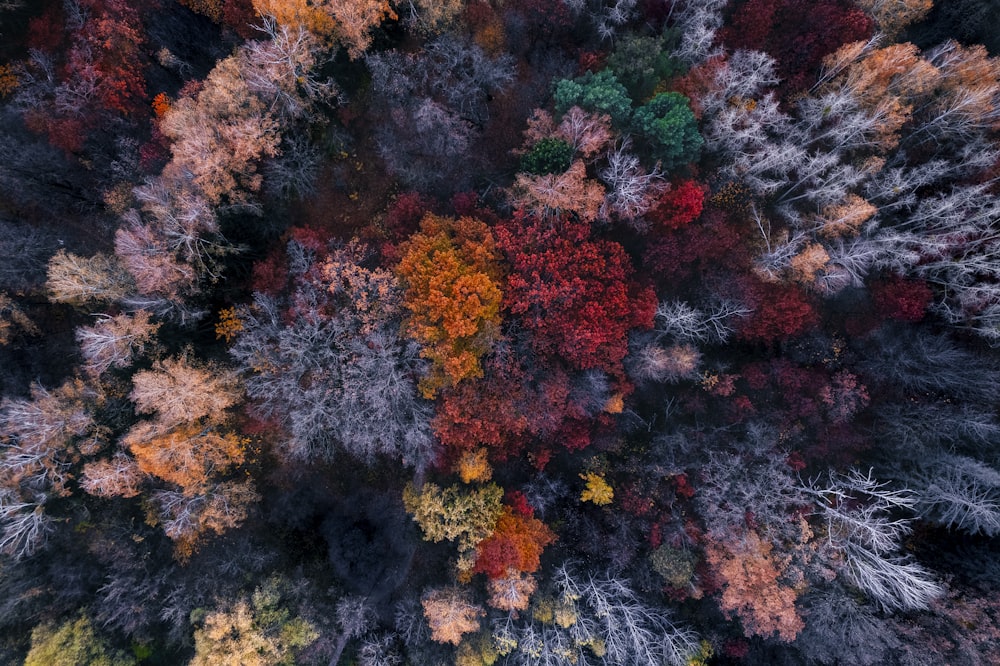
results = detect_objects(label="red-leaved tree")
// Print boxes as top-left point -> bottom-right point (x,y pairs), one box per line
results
495,211 -> 656,374
473,506 -> 556,579
720,0 -> 873,93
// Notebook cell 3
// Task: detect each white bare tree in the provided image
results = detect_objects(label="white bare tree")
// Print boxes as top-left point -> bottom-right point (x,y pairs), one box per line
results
804,469 -> 943,611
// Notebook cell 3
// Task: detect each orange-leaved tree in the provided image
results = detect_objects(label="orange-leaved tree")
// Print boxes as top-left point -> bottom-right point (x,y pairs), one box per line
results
396,214 -> 503,399
253,0 -> 395,57
704,528 -> 806,642
472,506 -> 556,579
421,587 -> 484,645
114,356 -> 255,555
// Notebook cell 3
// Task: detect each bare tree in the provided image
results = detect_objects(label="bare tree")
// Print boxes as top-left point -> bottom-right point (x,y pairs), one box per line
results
804,469 -> 943,611
0,490 -> 52,560
231,291 -> 436,470
911,455 -> 1000,537
599,139 -> 666,226
652,299 -> 750,344
76,310 -> 160,376
671,0 -> 728,65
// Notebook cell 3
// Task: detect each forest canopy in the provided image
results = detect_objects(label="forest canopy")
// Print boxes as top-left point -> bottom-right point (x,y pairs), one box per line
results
2,0 -> 1000,664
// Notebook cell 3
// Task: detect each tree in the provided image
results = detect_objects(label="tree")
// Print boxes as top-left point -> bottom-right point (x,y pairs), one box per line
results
579,472 -> 614,505
736,277 -> 819,344
25,613 -> 136,666
76,310 -> 160,376
647,179 -> 706,230
0,378 -> 100,500
80,453 -> 142,499
631,92 -> 703,170
253,0 -> 336,36
397,214 -> 503,398
495,211 -> 656,373
519,138 -> 574,175
366,36 -> 514,191
191,577 -> 318,666
704,528 -> 805,641
46,251 -> 134,306
232,237 -> 436,469
129,357 -> 241,428
870,276 -> 932,322
671,0 -> 727,65
912,455 -> 1000,537
0,489 -> 53,560
403,482 -> 504,572
805,469 -> 943,612
472,507 -> 556,579
421,587 -> 484,645
326,0 -> 396,59
651,299 -> 750,344
159,56 -> 280,206
262,135 -> 321,200
626,338 -> 703,383
431,347 -> 534,464
239,24 -> 336,116
253,0 -> 396,58
510,160 -> 607,224
487,571 -> 538,612
553,70 -> 632,128
233,295 -> 435,467
123,423 -> 246,494
807,40 -> 937,153
179,0 -> 258,35
113,219 -> 199,303
153,482 -> 258,552
599,140 -> 667,224
506,565 -> 702,665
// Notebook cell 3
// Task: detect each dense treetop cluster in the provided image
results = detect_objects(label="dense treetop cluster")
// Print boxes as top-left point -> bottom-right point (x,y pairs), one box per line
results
2,0 -> 1000,664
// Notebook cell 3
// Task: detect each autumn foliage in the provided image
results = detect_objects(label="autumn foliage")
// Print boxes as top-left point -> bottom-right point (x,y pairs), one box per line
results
721,0 -> 874,92
648,179 -> 706,230
495,211 -> 656,373
397,213 -> 504,398
704,530 -> 805,641
472,507 -> 556,579
5,0 -> 1000,663
253,0 -> 396,57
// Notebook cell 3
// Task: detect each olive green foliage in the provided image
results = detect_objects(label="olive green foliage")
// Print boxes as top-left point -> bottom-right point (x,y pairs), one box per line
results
631,92 -> 703,169
403,482 -> 504,572
607,33 -> 681,100
25,614 -> 136,666
650,545 -> 697,588
520,138 -> 575,175
191,577 -> 318,666
553,70 -> 633,127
